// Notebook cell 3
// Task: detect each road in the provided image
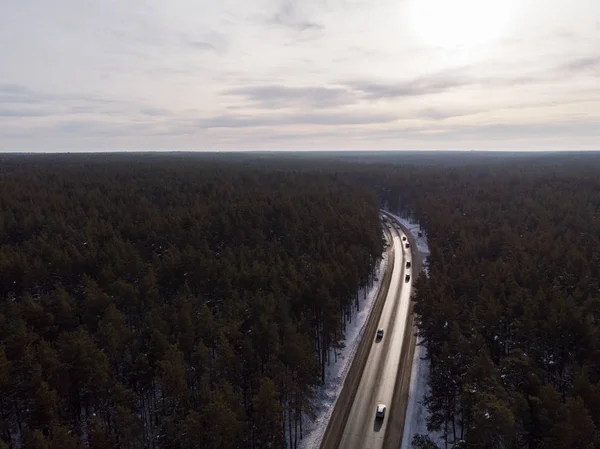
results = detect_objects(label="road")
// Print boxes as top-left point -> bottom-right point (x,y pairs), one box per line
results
336,224 -> 413,449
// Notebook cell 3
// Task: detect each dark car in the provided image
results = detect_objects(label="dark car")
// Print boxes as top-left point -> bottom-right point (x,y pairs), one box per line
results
405,242 -> 410,249
406,261 -> 411,268
402,236 -> 407,241
376,328 -> 384,340
405,274 -> 410,282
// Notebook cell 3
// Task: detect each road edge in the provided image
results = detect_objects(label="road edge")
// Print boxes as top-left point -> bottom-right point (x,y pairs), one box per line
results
319,224 -> 396,449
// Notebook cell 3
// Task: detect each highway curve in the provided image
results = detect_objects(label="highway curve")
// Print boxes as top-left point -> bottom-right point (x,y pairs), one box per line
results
332,224 -> 413,449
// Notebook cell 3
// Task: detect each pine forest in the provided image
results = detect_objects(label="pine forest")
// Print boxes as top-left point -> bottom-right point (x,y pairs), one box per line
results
1,152 -> 600,449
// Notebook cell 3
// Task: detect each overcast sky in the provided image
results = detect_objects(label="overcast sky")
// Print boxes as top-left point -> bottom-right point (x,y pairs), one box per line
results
1,0 -> 599,151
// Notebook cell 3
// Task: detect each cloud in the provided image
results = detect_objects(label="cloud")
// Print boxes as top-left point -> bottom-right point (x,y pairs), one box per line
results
453,121 -> 600,139
552,28 -> 576,40
357,121 -> 600,144
222,85 -> 357,109
350,78 -> 460,99
52,118 -> 197,137
416,107 -> 478,121
244,117 -> 600,149
0,84 -> 46,104
268,0 -> 324,31
184,31 -> 229,54
198,111 -> 397,128
0,107 -> 52,117
558,56 -> 600,73
188,41 -> 218,51
345,59 -> 596,101
0,85 -> 67,117
0,83 -> 174,120
141,108 -> 171,116
346,67 -> 475,99
58,120 -> 113,134
1,83 -> 119,107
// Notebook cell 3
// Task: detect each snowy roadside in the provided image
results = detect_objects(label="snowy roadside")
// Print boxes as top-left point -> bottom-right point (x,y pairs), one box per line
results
385,212 -> 430,277
400,339 -> 444,448
297,233 -> 390,449
384,212 -> 445,448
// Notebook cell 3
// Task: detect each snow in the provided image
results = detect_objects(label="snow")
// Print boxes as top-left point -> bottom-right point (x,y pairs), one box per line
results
401,339 -> 427,448
400,340 -> 445,448
296,236 -> 390,449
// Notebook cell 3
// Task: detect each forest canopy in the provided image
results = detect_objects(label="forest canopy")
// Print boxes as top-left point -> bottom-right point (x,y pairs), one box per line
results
2,151 -> 600,449
369,156 -> 600,449
0,154 -> 384,449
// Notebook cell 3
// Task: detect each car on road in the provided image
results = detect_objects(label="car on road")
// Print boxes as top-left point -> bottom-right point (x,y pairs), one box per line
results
376,328 -> 384,339
406,261 -> 411,268
402,236 -> 407,241
405,274 -> 410,282
405,242 -> 410,249
376,404 -> 386,419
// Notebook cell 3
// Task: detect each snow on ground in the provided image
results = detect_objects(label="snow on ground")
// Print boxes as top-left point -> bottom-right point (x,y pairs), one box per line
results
401,338 -> 427,449
297,237 -> 390,449
400,339 -> 446,448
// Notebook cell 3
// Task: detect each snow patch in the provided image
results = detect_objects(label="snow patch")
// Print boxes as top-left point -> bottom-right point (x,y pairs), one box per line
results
400,340 -> 445,448
297,240 -> 390,449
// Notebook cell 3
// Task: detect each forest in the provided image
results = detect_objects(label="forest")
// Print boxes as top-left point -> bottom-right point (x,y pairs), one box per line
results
0,154 -> 384,449
2,151 -> 600,449
367,155 -> 600,448
251,151 -> 600,448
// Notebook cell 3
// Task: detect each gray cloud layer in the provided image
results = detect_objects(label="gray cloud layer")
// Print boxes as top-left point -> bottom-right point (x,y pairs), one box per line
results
558,56 -> 600,73
268,0 -> 324,31
198,111 -> 397,128
223,85 -> 357,108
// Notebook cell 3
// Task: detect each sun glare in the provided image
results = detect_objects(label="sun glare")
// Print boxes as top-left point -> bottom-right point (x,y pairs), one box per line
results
406,0 -> 515,50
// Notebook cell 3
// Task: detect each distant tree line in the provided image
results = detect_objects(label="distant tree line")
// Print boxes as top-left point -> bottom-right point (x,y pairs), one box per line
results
0,155 -> 384,449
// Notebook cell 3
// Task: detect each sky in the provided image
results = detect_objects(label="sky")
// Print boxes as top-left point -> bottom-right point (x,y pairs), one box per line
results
0,0 -> 599,151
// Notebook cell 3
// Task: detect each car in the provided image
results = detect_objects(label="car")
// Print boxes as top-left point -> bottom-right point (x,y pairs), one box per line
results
405,274 -> 410,282
376,404 -> 386,419
402,236 -> 407,241
376,328 -> 384,339
406,261 -> 411,268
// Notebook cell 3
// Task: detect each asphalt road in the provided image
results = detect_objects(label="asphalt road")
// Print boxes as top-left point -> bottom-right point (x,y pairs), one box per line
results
337,224 -> 413,449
